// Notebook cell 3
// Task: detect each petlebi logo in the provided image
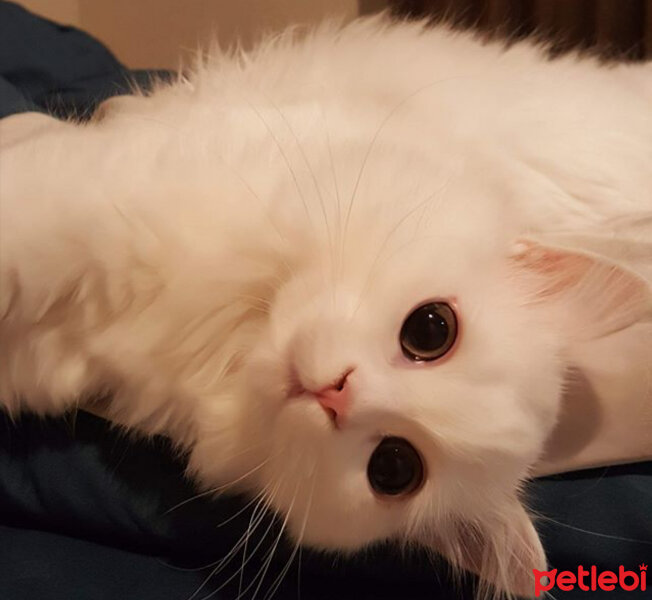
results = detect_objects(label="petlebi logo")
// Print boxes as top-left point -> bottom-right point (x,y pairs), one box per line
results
533,564 -> 647,596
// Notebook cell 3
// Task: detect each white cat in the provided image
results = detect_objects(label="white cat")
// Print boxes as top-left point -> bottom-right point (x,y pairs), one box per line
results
1,16 -> 651,599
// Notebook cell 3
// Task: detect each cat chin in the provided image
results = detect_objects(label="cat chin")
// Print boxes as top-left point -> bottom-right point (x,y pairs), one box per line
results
269,474 -> 404,552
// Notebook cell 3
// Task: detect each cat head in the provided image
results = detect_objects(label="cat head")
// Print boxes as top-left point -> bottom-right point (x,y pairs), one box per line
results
62,81 -> 645,597
166,117 -> 638,600
180,106 -> 652,596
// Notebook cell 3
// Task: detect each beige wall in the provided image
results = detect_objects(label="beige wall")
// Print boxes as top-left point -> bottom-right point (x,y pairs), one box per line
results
18,0 -> 386,69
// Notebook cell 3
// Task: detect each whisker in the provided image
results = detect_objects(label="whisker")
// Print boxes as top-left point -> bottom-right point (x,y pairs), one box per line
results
350,179 -> 451,318
318,101 -> 342,301
164,455 -> 271,515
191,483 -> 285,600
185,479 -> 282,600
246,101 -> 314,230
262,471 -> 317,600
238,484 -> 271,598
340,78 -> 459,279
244,480 -> 301,600
261,96 -> 340,304
369,231 -> 444,273
224,161 -> 288,246
536,513 -> 652,545
177,485 -> 276,576
103,110 -> 288,250
263,95 -> 332,244
217,490 -> 269,529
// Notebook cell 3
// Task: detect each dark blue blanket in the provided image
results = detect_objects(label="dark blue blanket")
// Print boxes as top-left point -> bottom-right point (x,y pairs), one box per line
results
1,3 -> 650,599
0,0 -> 168,119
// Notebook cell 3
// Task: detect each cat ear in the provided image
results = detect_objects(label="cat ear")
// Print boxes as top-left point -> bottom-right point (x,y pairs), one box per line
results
423,498 -> 546,599
510,231 -> 652,340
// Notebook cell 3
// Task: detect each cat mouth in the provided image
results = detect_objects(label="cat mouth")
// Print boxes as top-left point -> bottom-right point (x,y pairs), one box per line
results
322,407 -> 339,427
284,366 -> 353,429
285,390 -> 342,429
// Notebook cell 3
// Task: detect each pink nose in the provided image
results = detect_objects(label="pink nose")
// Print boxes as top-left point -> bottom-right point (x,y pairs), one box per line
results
312,369 -> 353,425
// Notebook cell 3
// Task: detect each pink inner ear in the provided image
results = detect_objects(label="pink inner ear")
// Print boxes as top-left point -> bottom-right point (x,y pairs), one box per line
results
511,238 -> 651,338
512,241 -> 595,299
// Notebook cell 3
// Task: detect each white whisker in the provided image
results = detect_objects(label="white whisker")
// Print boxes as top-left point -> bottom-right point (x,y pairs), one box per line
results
246,101 -> 314,231
350,178 -> 452,318
165,455 -> 271,515
262,470 -> 317,600
340,78 -> 459,279
537,514 -> 652,545
185,479 -> 283,600
244,480 -> 301,600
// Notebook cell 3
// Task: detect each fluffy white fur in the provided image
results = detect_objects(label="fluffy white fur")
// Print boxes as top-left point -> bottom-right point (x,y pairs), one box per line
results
1,16 -> 651,598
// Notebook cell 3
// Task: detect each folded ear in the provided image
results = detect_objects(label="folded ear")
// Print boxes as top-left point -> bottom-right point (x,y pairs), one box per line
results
423,498 -> 545,599
510,231 -> 652,340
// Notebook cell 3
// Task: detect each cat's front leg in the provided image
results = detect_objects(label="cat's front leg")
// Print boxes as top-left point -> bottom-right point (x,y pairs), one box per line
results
0,115 -> 112,417
1,115 -> 219,445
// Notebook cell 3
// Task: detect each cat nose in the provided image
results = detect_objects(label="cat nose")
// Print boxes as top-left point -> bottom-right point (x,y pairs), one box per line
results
310,368 -> 354,426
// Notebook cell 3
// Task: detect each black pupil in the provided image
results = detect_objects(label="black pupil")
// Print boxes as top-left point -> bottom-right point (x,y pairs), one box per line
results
400,302 -> 456,361
367,437 -> 423,496
408,308 -> 447,350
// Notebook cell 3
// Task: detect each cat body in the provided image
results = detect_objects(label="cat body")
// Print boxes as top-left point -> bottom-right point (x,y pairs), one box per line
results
1,17 -> 651,597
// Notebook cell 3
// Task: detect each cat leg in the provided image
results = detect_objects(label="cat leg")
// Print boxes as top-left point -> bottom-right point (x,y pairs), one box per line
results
0,117 -> 107,416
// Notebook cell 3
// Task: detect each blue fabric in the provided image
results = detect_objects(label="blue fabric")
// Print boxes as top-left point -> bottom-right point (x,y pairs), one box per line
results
0,2 -> 649,598
0,1 -> 168,119
1,411 -> 650,600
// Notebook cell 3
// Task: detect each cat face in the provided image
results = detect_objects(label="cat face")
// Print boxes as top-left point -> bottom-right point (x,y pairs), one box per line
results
88,85 -> 645,596
185,125 -> 564,594
243,218 -> 562,548
177,90 -> 651,591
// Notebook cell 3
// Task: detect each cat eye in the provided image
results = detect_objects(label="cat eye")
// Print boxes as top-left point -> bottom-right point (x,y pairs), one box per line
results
367,437 -> 424,496
399,301 -> 457,362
